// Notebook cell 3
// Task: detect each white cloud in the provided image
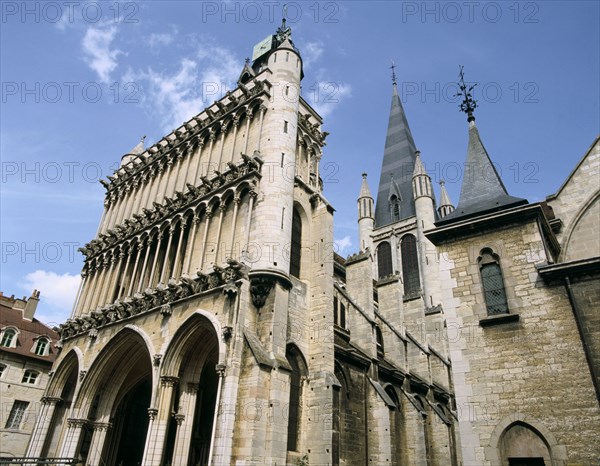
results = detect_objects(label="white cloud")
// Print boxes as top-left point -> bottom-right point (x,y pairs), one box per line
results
20,270 -> 80,325
125,42 -> 240,132
334,236 -> 352,255
302,41 -> 324,68
82,24 -> 123,83
307,79 -> 352,119
148,31 -> 176,50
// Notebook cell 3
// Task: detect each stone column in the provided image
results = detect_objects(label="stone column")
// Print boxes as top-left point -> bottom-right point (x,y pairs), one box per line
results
141,169 -> 156,211
243,108 -> 253,155
198,207 -> 213,271
123,179 -> 139,221
212,202 -> 227,266
256,104 -> 267,152
70,271 -> 86,319
135,239 -> 152,294
207,364 -> 226,466
172,218 -> 188,279
85,421 -> 112,466
183,214 -> 200,275
142,376 -> 179,466
179,145 -> 193,192
204,131 -> 216,177
229,116 -> 240,163
26,396 -> 62,457
170,151 -> 185,198
117,250 -> 132,300
115,186 -> 130,226
215,123 -> 227,173
228,196 -> 241,260
58,418 -> 87,459
147,232 -> 164,288
80,264 -> 98,313
241,190 -> 257,262
132,173 -> 148,215
99,253 -> 118,307
159,225 -> 175,284
102,194 -> 116,234
191,140 -> 205,186
159,159 -> 174,203
90,257 -> 109,310
96,199 -> 109,236
170,382 -> 199,465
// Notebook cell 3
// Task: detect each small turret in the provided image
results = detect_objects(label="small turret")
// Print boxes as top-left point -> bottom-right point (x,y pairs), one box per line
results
120,136 -> 146,167
357,173 -> 374,253
412,150 -> 434,200
438,180 -> 455,218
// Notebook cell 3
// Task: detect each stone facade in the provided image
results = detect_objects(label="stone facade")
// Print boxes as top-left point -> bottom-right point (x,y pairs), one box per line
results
0,290 -> 59,457
22,23 -> 600,466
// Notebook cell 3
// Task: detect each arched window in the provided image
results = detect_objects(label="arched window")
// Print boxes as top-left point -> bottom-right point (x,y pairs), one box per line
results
34,337 -> 49,356
22,370 -> 39,384
500,422 -> 552,465
377,242 -> 393,279
333,296 -> 346,328
286,345 -> 307,451
390,195 -> 400,221
1,328 -> 17,348
375,326 -> 384,357
401,234 -> 420,296
478,248 -> 509,315
290,208 -> 302,278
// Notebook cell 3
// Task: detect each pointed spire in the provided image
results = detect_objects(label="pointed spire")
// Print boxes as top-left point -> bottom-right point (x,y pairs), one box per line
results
412,150 -> 426,177
374,76 -> 418,227
130,135 -> 145,155
438,180 -> 455,218
438,123 -> 526,224
359,172 -> 373,199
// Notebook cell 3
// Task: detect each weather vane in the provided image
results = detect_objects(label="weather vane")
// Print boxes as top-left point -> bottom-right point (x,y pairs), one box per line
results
455,65 -> 478,122
390,60 -> 397,86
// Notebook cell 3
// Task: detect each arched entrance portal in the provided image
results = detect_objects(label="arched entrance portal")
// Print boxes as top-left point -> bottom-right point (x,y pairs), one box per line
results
161,313 -> 221,466
111,378 -> 152,466
500,422 -> 552,466
69,328 -> 153,466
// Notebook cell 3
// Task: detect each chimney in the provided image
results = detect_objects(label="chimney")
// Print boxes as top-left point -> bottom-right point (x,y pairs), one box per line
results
23,289 -> 40,320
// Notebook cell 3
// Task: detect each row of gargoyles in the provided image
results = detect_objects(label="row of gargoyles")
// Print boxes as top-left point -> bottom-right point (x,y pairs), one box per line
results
56,259 -> 247,340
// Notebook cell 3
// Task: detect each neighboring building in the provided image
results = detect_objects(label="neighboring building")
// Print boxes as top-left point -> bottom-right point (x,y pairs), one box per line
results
25,22 -> 599,466
0,290 -> 59,457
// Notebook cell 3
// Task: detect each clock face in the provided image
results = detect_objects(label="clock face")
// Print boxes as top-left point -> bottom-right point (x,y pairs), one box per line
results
252,35 -> 273,61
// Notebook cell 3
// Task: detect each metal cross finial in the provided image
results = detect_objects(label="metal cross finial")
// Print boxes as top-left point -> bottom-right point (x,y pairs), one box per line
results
141,135 -> 146,143
245,57 -> 250,65
390,60 -> 397,86
455,65 -> 478,122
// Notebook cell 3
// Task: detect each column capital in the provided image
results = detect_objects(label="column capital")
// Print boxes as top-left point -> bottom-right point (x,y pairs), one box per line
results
233,195 -> 241,205
173,413 -> 185,425
215,363 -> 226,377
92,421 -> 112,432
160,375 -> 179,387
41,396 -> 63,406
187,382 -> 200,392
67,418 -> 88,428
147,408 -> 158,420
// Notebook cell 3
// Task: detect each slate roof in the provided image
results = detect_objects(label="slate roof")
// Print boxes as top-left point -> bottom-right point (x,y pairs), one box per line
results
0,304 -> 59,364
437,122 -> 527,225
374,85 -> 418,227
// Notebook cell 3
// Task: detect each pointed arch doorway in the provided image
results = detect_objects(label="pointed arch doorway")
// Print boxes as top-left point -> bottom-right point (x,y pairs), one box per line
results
110,377 -> 152,466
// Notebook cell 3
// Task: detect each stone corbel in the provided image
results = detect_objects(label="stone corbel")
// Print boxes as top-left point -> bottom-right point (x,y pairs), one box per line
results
249,276 -> 275,309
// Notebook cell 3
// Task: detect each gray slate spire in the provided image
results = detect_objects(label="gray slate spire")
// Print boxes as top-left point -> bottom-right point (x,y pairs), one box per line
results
374,84 -> 418,227
437,121 -> 526,224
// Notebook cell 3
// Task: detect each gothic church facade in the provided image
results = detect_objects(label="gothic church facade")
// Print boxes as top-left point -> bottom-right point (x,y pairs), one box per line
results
25,23 -> 600,466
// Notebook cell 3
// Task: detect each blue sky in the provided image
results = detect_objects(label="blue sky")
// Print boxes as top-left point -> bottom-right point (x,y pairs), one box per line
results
1,1 -> 598,325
